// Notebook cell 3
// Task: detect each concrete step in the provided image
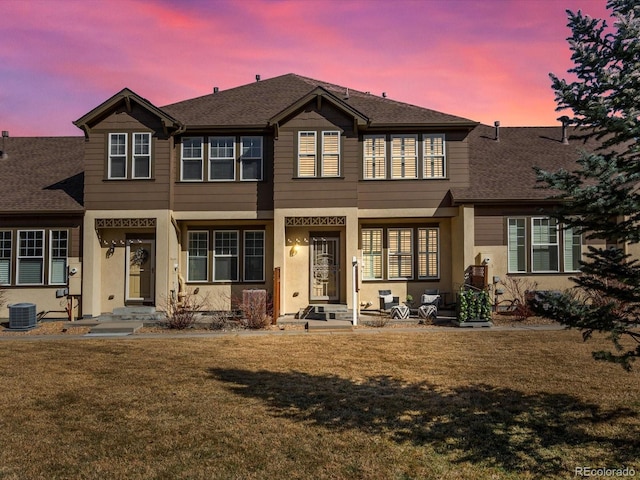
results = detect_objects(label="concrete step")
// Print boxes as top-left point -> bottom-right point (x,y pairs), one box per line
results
302,304 -> 352,321
306,320 -> 353,331
88,321 -> 143,335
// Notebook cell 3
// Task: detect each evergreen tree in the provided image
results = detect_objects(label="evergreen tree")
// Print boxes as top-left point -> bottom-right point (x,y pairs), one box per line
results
535,0 -> 640,370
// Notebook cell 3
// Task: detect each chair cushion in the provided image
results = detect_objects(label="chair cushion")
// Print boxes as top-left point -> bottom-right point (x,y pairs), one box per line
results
382,294 -> 394,304
421,294 -> 440,305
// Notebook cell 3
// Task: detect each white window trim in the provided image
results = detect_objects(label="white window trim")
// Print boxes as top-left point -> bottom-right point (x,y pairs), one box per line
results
418,227 -> 440,279
208,136 -> 236,181
390,134 -> 418,179
387,228 -> 414,280
17,229 -> 45,285
361,228 -> 383,280
240,136 -> 263,181
363,135 -> 387,180
321,131 -> 341,177
132,132 -> 152,179
108,133 -> 127,179
181,137 -> 204,182
49,230 -> 68,285
213,230 -> 239,282
0,230 -> 12,285
297,131 -> 317,177
507,218 -> 527,273
423,134 -> 446,178
243,230 -> 265,282
187,231 -> 209,283
531,217 -> 560,273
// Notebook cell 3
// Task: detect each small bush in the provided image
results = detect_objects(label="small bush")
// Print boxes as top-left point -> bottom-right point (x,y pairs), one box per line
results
498,277 -> 538,321
235,291 -> 273,329
160,289 -> 208,330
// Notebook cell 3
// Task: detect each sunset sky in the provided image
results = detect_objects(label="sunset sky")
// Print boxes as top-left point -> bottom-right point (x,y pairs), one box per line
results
1,0 -> 610,137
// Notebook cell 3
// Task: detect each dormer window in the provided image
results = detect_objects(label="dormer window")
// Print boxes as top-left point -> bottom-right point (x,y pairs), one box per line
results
108,132 -> 152,180
296,130 -> 341,178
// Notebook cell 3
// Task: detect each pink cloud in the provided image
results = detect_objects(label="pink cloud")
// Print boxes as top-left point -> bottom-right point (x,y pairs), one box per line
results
0,0 -> 616,136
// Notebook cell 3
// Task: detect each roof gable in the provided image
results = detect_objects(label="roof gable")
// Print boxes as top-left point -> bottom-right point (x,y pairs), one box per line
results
74,88 -> 183,137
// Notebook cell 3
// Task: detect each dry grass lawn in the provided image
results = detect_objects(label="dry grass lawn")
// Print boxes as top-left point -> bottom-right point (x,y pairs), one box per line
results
0,330 -> 638,479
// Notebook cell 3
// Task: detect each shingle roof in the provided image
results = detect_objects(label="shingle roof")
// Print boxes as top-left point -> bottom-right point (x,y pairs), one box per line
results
0,137 -> 85,214
452,124 -> 602,203
162,73 -> 476,128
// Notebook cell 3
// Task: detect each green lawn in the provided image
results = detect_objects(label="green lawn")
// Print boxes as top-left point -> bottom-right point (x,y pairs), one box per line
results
0,330 -> 638,479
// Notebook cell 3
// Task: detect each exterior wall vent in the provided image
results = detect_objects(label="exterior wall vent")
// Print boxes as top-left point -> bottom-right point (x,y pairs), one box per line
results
8,303 -> 37,330
494,121 -> 500,142
213,87 -> 219,94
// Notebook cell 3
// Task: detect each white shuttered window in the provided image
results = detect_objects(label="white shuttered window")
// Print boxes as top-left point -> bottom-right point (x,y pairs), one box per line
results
363,135 -> 386,179
423,134 -> 445,178
391,135 -> 417,179
388,228 -> 413,279
298,132 -> 316,177
322,131 -> 340,177
361,228 -> 383,280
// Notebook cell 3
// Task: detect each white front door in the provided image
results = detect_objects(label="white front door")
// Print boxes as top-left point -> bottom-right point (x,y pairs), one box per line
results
126,239 -> 155,303
310,237 -> 339,301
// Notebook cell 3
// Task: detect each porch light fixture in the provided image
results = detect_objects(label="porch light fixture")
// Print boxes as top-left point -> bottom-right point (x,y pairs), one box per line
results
290,242 -> 300,257
106,240 -> 116,258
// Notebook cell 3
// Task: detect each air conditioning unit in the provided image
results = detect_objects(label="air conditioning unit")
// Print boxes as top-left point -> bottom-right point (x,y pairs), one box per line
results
8,303 -> 37,330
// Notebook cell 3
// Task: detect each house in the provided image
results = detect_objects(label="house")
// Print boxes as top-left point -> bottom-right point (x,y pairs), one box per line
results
0,74 -> 607,320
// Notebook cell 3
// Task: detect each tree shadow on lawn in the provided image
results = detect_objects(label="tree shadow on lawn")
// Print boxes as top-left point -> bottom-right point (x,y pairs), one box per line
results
208,368 -> 639,477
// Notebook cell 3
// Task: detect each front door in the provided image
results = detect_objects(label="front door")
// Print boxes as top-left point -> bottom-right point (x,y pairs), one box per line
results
310,236 -> 339,301
126,239 -> 155,304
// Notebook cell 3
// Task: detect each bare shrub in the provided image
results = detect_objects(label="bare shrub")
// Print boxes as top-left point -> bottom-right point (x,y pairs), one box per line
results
234,290 -> 273,329
160,289 -> 209,330
498,277 -> 538,321
362,315 -> 389,328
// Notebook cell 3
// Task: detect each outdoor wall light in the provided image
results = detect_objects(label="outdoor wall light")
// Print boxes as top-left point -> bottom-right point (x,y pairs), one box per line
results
106,241 -> 116,258
290,242 -> 300,257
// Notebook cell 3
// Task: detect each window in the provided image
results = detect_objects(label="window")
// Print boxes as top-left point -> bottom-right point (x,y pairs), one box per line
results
132,133 -> 152,179
209,136 -> 235,181
564,226 -> 582,272
363,135 -> 386,179
388,228 -> 413,279
108,133 -> 127,179
423,134 -> 445,178
507,217 -> 581,273
181,137 -> 204,181
17,230 -> 44,285
213,231 -> 239,281
298,132 -> 316,177
187,231 -> 208,282
240,136 -> 262,180
508,218 -> 526,273
391,135 -> 417,179
322,131 -> 340,177
244,231 -> 265,282
361,228 -> 383,280
0,231 -> 11,285
418,227 -> 439,278
532,218 -> 559,272
49,230 -> 68,285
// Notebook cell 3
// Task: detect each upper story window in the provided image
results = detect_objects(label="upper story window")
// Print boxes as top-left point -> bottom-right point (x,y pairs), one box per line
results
108,133 -> 127,179
391,135 -> 418,179
423,134 -> 446,178
209,137 -> 235,181
108,132 -> 152,180
298,132 -> 317,177
133,133 -> 152,179
363,135 -> 386,179
508,217 -> 582,274
181,136 -> 204,181
363,134 -> 447,180
297,130 -> 341,178
181,136 -> 263,182
240,136 -> 263,181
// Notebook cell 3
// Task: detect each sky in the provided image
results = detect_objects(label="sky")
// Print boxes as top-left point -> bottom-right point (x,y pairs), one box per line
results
1,0 -> 611,137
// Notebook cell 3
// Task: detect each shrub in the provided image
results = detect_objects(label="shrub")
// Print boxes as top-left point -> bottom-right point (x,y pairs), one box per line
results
498,277 -> 538,321
235,290 -> 273,329
160,289 -> 208,330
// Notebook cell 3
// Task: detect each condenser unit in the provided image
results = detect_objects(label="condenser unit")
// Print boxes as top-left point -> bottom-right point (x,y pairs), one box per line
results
8,303 -> 37,330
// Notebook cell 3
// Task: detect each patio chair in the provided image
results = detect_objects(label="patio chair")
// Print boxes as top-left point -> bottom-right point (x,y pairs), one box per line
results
378,290 -> 400,312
